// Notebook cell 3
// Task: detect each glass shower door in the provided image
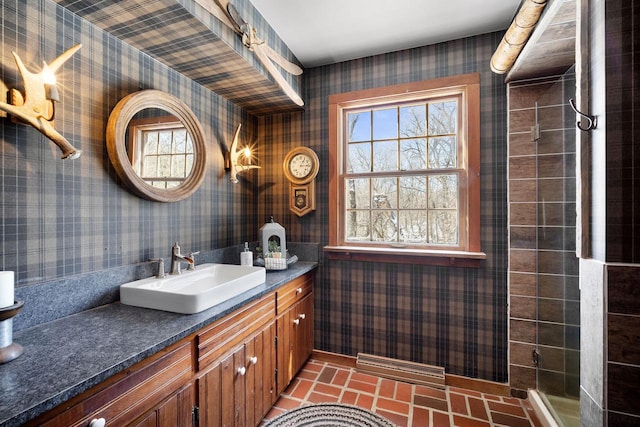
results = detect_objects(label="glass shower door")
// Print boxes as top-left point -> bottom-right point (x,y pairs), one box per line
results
534,67 -> 580,427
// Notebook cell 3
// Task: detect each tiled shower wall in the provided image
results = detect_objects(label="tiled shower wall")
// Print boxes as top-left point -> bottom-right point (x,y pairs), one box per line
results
605,264 -> 640,424
580,1 -> 640,425
259,32 -> 510,383
507,73 -> 579,396
0,0 -> 260,286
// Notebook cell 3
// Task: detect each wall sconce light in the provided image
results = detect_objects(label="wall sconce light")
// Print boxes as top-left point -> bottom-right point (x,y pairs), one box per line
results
224,123 -> 260,183
0,44 -> 82,160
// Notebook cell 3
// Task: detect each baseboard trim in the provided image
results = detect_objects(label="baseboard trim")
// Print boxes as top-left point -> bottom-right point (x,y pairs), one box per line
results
310,350 -> 510,396
311,349 -> 357,367
356,353 -> 445,389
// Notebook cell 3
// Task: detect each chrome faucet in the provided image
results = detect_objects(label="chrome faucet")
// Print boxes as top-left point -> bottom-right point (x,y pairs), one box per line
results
148,258 -> 166,278
187,251 -> 200,271
170,242 -> 195,275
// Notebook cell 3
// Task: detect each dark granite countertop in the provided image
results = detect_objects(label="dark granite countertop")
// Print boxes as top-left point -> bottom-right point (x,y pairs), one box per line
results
0,262 -> 317,427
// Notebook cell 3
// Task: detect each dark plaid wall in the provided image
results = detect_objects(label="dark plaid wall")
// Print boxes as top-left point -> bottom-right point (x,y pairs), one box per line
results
0,0 -> 260,285
1,0 -> 510,384
52,0 -> 303,115
258,33 -> 510,382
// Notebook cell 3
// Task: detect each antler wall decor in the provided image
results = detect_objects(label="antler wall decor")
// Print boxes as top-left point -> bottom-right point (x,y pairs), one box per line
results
224,123 -> 260,183
201,0 -> 304,107
0,44 -> 82,159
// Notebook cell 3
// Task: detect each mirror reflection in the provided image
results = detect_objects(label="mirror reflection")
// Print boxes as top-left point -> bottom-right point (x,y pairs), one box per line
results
126,109 -> 195,189
106,89 -> 207,203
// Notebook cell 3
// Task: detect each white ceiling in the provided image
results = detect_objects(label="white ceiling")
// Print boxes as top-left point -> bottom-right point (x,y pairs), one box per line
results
250,0 -> 523,68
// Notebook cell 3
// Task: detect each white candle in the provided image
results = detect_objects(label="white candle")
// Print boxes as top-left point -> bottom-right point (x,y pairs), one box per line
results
0,271 -> 15,309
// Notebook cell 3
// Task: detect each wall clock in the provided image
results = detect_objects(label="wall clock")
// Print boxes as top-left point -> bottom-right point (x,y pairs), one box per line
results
283,147 -> 319,216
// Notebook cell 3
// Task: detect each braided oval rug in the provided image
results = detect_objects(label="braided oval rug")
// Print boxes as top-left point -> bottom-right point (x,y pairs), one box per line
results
264,403 -> 396,427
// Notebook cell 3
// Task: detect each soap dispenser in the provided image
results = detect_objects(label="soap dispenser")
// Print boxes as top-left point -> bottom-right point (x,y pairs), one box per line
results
240,242 -> 253,266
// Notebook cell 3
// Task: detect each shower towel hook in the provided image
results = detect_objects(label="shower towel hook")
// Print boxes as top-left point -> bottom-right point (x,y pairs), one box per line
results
569,98 -> 597,131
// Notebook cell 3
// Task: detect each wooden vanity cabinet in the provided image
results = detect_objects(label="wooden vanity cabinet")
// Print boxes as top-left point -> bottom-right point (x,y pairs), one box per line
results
196,293 -> 277,427
276,272 -> 314,394
25,270 -> 314,427
27,341 -> 195,427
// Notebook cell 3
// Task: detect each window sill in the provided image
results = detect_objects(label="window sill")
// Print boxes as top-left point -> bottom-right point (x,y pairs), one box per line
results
323,245 -> 486,267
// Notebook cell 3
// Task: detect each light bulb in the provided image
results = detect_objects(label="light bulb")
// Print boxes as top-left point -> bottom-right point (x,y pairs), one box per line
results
42,62 -> 56,85
42,62 -> 59,102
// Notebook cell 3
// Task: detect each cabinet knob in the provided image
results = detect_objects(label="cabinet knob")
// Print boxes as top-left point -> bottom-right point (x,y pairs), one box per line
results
293,319 -> 300,325
89,419 -> 106,427
299,313 -> 306,320
296,287 -> 303,294
250,356 -> 258,365
238,366 -> 246,376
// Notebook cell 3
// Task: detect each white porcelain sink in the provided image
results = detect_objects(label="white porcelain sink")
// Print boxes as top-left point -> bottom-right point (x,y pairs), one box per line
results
120,263 -> 266,314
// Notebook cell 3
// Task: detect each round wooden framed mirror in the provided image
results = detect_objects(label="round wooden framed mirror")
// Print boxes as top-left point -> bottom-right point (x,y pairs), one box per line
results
107,90 -> 207,202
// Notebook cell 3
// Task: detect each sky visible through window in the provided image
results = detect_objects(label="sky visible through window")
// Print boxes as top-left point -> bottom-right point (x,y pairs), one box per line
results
344,99 -> 460,245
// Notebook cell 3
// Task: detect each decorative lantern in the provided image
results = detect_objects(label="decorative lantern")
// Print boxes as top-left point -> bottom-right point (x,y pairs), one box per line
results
259,216 -> 287,270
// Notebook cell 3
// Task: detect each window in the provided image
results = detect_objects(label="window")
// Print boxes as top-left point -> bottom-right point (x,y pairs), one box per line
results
325,73 -> 484,266
127,116 -> 195,189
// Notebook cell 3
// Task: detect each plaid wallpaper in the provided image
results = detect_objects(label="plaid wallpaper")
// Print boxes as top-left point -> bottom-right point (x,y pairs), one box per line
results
0,0 -> 260,284
1,0 -> 510,384
52,0 -> 303,115
258,33 -> 510,382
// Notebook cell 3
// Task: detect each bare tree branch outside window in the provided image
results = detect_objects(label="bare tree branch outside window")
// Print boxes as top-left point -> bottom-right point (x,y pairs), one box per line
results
137,123 -> 195,189
344,98 -> 460,246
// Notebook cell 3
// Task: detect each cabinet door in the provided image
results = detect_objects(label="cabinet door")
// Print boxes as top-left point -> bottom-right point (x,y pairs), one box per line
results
131,412 -> 157,427
296,292 -> 314,371
292,292 -> 314,378
245,322 -> 277,426
197,363 -> 222,427
276,306 -> 293,394
131,382 -> 195,427
197,345 -> 245,427
276,291 -> 314,394
221,346 -> 247,427
157,382 -> 195,427
199,324 -> 277,427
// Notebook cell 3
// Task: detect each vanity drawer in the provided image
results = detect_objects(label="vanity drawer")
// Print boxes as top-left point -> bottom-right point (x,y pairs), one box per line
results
31,341 -> 194,427
276,272 -> 314,314
197,292 -> 275,371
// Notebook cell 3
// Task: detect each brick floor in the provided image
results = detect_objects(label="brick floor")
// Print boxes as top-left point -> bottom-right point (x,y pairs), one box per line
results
262,359 -> 543,427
